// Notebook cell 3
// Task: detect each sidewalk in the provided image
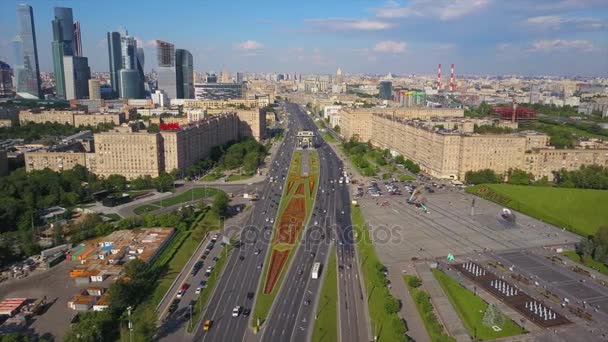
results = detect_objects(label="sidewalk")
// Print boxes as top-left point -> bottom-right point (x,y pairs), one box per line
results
389,264 -> 431,342
415,262 -> 470,342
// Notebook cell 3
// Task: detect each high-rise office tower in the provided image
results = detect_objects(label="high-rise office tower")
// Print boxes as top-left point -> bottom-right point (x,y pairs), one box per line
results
236,72 -> 245,84
0,61 -> 14,98
156,40 -> 176,98
175,49 -> 194,99
88,79 -> 100,100
51,7 -> 75,99
73,21 -> 82,57
14,4 -> 41,99
378,81 -> 392,100
63,55 -> 90,99
206,73 -> 217,83
118,31 -> 144,99
107,31 -> 122,98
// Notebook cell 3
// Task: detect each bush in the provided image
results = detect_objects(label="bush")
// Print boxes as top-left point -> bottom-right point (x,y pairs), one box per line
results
465,169 -> 500,185
384,296 -> 401,314
406,276 -> 421,288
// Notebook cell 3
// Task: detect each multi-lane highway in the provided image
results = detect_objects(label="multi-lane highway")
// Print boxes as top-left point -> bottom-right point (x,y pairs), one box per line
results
192,104 -> 300,341
259,103 -> 368,342
164,102 -> 369,341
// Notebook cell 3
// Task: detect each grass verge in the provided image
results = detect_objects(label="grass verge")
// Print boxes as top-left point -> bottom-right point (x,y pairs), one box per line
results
466,184 -> 608,236
431,268 -> 525,340
562,251 -> 608,276
312,247 -> 338,342
351,205 -> 408,341
133,187 -> 221,215
188,244 -> 234,332
403,275 -> 455,342
320,132 -> 336,143
226,173 -> 254,182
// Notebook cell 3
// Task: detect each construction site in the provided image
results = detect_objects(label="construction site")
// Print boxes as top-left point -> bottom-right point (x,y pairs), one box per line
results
66,227 -> 175,311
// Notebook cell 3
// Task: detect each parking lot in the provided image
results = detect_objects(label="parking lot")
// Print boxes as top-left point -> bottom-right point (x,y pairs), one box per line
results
356,180 -> 580,267
0,260 -> 89,340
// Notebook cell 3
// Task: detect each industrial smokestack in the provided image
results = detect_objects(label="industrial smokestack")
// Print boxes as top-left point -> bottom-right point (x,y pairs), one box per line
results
437,64 -> 441,90
450,64 -> 455,92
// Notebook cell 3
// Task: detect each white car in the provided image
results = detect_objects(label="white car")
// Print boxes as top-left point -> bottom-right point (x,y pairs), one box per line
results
232,306 -> 241,317
195,287 -> 202,295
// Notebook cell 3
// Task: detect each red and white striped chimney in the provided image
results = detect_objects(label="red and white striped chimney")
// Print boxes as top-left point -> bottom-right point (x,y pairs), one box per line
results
437,64 -> 441,90
450,64 -> 455,92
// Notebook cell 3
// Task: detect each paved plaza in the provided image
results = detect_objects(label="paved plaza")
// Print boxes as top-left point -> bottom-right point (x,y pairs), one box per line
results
357,187 -> 580,266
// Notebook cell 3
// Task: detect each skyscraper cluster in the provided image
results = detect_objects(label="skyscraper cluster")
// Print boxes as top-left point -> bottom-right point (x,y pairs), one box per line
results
156,40 -> 194,99
107,29 -> 146,99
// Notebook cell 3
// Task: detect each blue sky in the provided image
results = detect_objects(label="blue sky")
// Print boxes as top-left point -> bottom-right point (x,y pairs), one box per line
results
1,0 -> 607,76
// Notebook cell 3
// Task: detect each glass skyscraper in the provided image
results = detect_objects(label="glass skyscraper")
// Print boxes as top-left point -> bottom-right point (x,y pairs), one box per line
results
156,40 -> 177,99
379,81 -> 393,100
52,7 -> 75,99
107,31 -> 122,98
176,49 -> 194,99
14,4 -> 41,99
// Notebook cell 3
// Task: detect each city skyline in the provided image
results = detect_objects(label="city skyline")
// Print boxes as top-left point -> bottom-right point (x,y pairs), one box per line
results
0,0 -> 606,76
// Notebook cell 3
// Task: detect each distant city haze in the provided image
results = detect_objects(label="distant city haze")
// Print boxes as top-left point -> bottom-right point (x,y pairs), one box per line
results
0,0 -> 607,76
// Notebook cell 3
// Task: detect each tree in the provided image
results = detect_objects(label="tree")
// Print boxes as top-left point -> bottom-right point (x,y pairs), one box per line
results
154,172 -> 174,192
507,169 -> 533,185
63,310 -> 118,342
106,174 -> 128,192
131,175 -> 154,190
394,155 -> 406,165
465,169 -> 500,185
147,124 -> 160,133
212,192 -> 229,217
384,295 -> 400,314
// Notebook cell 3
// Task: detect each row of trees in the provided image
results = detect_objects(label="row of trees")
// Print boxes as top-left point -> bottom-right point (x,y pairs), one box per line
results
184,137 -> 266,179
342,138 -> 421,177
465,165 -> 608,190
473,124 -> 514,134
0,122 -> 115,143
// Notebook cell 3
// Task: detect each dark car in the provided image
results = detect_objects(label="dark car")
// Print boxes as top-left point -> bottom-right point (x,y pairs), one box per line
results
242,308 -> 251,317
239,255 -> 245,261
247,292 -> 254,300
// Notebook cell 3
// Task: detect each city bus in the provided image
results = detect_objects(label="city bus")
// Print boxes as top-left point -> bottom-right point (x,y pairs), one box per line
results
311,262 -> 321,279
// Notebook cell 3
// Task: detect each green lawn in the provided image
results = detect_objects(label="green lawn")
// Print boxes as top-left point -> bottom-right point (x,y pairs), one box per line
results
320,132 -> 336,143
149,232 -> 200,306
466,184 -> 608,236
101,213 -> 122,221
226,173 -> 254,181
312,247 -> 338,342
404,276 -> 455,342
253,150 -> 319,327
133,187 -> 221,215
352,205 -> 408,342
562,251 -> 608,276
431,269 -> 526,340
188,244 -> 234,332
201,172 -> 225,181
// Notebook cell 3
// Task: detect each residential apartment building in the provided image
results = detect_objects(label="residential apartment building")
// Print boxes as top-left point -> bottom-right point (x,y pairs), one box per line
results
340,107 -> 464,142
370,114 -> 608,180
19,109 -> 124,127
182,99 -> 265,109
24,112 -> 256,179
94,127 -> 164,179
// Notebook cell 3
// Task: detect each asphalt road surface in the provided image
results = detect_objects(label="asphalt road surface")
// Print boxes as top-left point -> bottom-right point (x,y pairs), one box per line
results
260,103 -> 368,342
192,103 -> 300,341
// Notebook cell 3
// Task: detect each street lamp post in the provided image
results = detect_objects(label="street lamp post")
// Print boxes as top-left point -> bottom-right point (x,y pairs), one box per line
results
127,306 -> 133,342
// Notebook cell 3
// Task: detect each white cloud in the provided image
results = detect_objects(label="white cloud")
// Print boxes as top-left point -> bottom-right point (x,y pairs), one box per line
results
525,15 -> 608,31
529,39 -> 596,52
235,40 -> 264,51
374,0 -> 490,21
134,37 -> 156,48
306,18 -> 393,31
373,40 -> 407,53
